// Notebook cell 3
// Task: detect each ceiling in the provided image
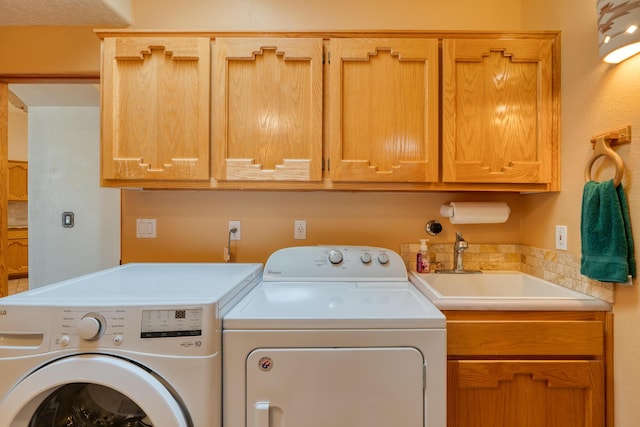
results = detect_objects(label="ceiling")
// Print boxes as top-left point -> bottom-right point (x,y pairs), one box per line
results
0,0 -> 131,26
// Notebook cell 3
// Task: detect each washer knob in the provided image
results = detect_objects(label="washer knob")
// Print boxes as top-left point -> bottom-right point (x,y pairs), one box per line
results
59,335 -> 71,347
360,253 -> 372,264
377,253 -> 390,265
328,249 -> 344,264
77,314 -> 104,341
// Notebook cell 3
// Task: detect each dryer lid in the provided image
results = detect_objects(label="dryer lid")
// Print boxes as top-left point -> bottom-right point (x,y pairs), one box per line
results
223,281 -> 445,329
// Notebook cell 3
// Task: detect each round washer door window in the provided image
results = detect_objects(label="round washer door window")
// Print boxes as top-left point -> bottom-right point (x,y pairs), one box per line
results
0,354 -> 190,427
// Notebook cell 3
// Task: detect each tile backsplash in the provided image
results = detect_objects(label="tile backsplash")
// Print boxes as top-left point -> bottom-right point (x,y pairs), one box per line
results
400,242 -> 616,303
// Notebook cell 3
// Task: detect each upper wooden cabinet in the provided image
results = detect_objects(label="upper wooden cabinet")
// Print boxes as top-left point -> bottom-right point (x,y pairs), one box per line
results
442,37 -> 558,188
213,38 -> 323,182
97,31 -> 560,192
101,36 -> 211,185
8,161 -> 28,201
329,38 -> 439,183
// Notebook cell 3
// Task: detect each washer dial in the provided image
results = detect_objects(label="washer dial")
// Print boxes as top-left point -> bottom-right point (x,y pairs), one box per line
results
77,313 -> 106,341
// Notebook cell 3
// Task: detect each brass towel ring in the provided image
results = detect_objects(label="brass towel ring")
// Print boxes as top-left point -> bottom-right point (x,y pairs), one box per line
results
584,136 -> 625,187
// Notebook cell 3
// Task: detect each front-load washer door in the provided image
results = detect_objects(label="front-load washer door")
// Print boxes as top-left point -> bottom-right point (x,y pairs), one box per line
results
246,347 -> 424,427
0,354 -> 190,427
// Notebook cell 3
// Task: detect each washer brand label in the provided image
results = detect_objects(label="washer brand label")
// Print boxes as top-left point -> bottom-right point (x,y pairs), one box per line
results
180,340 -> 203,348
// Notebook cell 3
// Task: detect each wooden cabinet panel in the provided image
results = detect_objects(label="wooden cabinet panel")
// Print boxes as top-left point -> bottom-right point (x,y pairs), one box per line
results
448,360 -> 604,427
8,161 -> 27,201
7,229 -> 28,278
447,320 -> 604,356
330,38 -> 439,183
213,38 -> 323,181
101,36 -> 211,183
442,37 -> 558,187
444,311 -> 611,427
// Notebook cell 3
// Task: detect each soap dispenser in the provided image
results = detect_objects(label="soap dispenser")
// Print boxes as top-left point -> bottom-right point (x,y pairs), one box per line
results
417,239 -> 431,273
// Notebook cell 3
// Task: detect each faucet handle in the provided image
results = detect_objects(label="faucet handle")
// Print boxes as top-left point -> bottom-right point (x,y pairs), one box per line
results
455,232 -> 464,241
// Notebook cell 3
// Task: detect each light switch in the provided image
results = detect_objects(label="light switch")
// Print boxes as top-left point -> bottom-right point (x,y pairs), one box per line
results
62,212 -> 74,228
555,225 -> 567,250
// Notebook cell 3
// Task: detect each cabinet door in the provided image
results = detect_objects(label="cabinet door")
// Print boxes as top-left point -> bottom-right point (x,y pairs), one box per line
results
442,38 -> 557,185
101,37 -> 211,182
7,236 -> 28,277
213,38 -> 323,181
329,38 -> 439,182
8,161 -> 28,201
448,360 -> 604,427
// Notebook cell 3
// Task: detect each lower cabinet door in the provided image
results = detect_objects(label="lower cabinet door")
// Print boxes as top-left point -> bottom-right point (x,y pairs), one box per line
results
7,237 -> 28,277
448,360 -> 605,427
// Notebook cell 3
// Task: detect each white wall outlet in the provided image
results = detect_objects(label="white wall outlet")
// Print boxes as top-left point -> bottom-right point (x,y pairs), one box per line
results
229,220 -> 241,241
136,219 -> 157,238
555,225 -> 568,250
294,220 -> 307,240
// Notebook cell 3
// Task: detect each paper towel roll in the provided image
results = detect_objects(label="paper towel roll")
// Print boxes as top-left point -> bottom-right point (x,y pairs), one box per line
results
440,202 -> 511,224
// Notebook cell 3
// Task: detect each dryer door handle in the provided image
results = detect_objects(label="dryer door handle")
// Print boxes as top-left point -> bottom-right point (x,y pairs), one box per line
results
255,402 -> 270,427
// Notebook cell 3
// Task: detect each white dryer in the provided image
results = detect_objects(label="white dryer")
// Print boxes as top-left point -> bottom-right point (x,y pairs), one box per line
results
223,246 -> 446,427
0,262 -> 262,427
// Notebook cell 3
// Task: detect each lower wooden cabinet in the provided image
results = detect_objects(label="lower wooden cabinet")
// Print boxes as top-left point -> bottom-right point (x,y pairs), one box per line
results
448,360 -> 604,427
444,311 -> 611,427
8,161 -> 28,201
7,228 -> 28,278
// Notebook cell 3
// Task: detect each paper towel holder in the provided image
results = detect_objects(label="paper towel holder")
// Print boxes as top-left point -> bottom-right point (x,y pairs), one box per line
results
440,201 -> 511,224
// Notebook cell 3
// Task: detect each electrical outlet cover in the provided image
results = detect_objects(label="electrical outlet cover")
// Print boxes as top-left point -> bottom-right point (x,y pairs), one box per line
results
294,220 -> 307,240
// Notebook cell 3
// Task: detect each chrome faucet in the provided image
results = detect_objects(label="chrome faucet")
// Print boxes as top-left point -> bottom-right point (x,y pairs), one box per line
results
435,232 -> 481,274
453,232 -> 468,272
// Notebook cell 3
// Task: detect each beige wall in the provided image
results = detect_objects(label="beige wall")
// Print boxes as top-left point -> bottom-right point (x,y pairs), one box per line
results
3,0 -> 640,424
121,191 -> 521,264
0,27 -> 100,75
521,0 -> 640,425
129,0 -> 522,31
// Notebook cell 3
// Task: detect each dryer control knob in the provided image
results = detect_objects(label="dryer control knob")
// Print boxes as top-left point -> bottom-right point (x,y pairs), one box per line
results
328,249 -> 344,264
360,252 -> 372,264
377,253 -> 390,265
77,314 -> 105,341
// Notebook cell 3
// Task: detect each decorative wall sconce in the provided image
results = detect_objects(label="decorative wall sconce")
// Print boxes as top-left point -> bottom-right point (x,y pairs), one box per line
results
598,0 -> 640,63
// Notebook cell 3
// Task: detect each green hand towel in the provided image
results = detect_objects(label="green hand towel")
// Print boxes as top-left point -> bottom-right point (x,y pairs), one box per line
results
581,179 -> 636,283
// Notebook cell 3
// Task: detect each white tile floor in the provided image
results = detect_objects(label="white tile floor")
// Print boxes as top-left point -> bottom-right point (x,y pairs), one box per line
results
8,278 -> 28,295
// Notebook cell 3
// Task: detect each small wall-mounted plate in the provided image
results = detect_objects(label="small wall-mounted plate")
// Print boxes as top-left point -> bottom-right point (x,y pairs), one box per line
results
62,212 -> 74,228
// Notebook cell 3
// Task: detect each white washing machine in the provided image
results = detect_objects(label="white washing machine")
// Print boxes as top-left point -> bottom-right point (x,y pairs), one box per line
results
223,246 -> 446,427
0,262 -> 262,427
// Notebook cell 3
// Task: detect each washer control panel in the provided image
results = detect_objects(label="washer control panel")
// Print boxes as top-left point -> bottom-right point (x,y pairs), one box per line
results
49,305 -> 214,356
263,246 -> 407,282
